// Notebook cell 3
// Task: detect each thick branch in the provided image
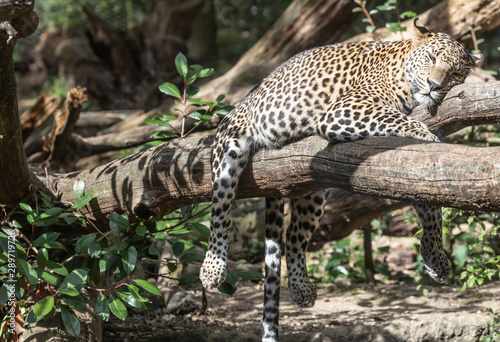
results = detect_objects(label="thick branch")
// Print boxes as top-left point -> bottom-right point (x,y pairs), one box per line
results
37,82 -> 500,222
44,133 -> 499,223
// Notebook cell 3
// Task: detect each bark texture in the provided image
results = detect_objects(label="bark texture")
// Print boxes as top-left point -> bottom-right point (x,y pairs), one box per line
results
0,1 -> 43,206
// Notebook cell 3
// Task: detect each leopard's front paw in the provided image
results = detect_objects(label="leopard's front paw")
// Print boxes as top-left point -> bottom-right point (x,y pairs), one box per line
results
200,251 -> 227,290
289,276 -> 317,308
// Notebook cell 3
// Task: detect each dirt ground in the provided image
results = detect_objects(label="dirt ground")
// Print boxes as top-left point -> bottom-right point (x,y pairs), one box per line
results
103,279 -> 500,342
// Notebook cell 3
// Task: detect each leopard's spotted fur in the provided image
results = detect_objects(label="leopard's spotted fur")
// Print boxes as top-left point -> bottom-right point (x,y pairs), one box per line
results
200,20 -> 482,342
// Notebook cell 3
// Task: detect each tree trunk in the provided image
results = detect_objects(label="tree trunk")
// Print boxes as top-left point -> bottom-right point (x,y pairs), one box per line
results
0,1 -> 44,207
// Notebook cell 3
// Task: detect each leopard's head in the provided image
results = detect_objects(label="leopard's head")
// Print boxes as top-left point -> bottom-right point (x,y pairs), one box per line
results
405,19 -> 483,110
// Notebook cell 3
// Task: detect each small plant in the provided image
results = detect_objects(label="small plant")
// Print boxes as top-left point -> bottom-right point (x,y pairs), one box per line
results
0,179 -> 262,340
144,52 -> 233,144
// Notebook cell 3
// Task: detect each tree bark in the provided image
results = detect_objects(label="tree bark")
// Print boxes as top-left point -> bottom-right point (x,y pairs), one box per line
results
0,1 -> 43,207
33,82 -> 500,223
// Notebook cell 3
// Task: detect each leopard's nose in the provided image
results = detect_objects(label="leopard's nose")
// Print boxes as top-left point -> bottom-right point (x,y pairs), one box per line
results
427,78 -> 442,91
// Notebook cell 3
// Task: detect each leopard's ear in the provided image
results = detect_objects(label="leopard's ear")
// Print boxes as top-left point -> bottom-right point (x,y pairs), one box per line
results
413,18 -> 432,38
469,53 -> 484,68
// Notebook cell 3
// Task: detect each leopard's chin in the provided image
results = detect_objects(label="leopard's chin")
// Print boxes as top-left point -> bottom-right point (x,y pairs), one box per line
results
414,92 -> 441,107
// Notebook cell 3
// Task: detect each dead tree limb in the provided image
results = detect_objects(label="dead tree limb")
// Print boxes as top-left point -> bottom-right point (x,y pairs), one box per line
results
20,94 -> 60,141
35,82 -> 500,223
42,87 -> 87,163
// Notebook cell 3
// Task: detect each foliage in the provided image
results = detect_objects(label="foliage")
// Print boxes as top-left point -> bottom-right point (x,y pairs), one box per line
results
0,181 -> 262,339
143,52 -> 233,147
353,0 -> 416,35
307,227 -> 390,285
36,0 -> 151,35
214,0 -> 292,62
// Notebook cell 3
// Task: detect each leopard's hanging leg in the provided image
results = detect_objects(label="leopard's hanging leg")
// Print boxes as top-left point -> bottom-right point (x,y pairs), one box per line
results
414,204 -> 450,283
262,197 -> 284,342
200,134 -> 250,290
286,190 -> 329,308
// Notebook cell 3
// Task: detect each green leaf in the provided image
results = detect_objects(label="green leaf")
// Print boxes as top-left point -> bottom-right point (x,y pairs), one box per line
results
75,234 -> 96,254
144,116 -> 172,127
95,294 -> 110,321
191,223 -> 210,238
135,223 -> 147,236
47,260 -> 68,276
37,248 -> 49,269
179,273 -> 198,286
117,291 -> 150,310
60,268 -> 88,291
159,82 -> 181,99
109,293 -> 128,320
366,25 -> 376,33
16,258 -> 38,284
20,203 -> 33,214
33,232 -> 65,250
71,193 -> 95,210
149,131 -> 178,139
175,52 -> 188,78
186,64 -> 203,84
172,241 -> 184,257
148,243 -> 160,256
352,7 -> 363,12
89,244 -> 102,258
33,295 -> 55,321
132,279 -> 161,296
215,94 -> 226,103
40,207 -> 62,218
73,179 -> 85,199
109,213 -> 131,238
179,250 -> 201,263
400,10 -> 417,19
225,271 -> 238,288
121,246 -> 137,275
40,271 -> 62,286
189,112 -> 212,122
61,304 -> 81,337
186,86 -> 199,98
483,246 -> 495,254
218,280 -> 236,296
233,268 -> 264,280
198,68 -> 214,78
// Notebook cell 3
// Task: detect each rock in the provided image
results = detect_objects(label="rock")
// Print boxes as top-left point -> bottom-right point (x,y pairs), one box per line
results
165,291 -> 200,315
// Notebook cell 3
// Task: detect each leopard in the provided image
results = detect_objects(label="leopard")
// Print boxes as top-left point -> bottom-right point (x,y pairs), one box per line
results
199,19 -> 482,342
